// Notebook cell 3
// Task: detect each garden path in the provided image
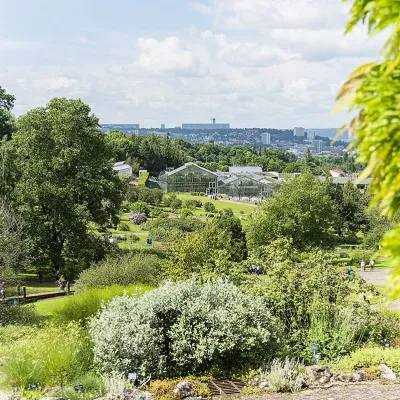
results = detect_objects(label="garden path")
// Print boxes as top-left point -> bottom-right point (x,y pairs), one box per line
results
359,268 -> 393,286
256,383 -> 400,399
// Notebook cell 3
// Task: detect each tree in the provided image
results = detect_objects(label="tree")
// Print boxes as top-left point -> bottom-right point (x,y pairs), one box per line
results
11,98 -> 123,272
0,86 -> 16,140
325,180 -> 368,237
0,198 -> 30,277
247,173 -> 337,250
336,1 -> 400,279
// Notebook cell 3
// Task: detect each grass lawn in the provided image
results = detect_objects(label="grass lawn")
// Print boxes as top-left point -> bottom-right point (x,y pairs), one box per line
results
175,194 -> 257,215
35,296 -> 69,317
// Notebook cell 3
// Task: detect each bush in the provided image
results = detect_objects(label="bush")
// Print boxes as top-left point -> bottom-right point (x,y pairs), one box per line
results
203,202 -> 216,213
145,218 -> 204,242
348,248 -> 375,266
261,358 -> 304,393
170,198 -> 182,211
127,234 -> 140,243
138,172 -> 149,187
53,285 -> 151,325
0,303 -> 38,326
150,208 -> 167,218
75,253 -> 161,291
117,222 -> 130,232
90,279 -> 282,378
179,208 -> 193,217
129,212 -> 148,225
138,187 -> 164,206
150,378 -> 211,400
335,346 -> 400,373
0,323 -> 92,388
183,200 -> 202,210
130,201 -> 150,216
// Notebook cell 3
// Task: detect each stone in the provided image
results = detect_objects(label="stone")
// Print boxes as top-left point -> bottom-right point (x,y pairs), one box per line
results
123,388 -> 153,400
378,364 -> 397,381
173,381 -> 195,399
259,381 -> 269,390
0,393 -> 21,400
305,365 -> 333,386
353,370 -> 367,382
334,374 -> 354,383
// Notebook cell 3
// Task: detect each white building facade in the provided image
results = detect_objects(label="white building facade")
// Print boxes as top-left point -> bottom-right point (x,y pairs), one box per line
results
261,132 -> 271,145
294,127 -> 305,137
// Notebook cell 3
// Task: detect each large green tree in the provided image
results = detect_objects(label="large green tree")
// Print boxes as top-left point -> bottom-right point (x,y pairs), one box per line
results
0,86 -> 15,140
336,0 -> 400,283
247,173 -> 337,249
12,98 -> 123,271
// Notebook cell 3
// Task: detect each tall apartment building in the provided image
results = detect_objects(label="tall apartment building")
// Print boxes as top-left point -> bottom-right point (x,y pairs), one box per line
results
182,118 -> 230,130
307,131 -> 316,140
261,132 -> 271,145
294,127 -> 305,137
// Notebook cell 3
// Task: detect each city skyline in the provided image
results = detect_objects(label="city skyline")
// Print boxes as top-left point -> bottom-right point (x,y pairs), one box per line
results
1,0 -> 386,128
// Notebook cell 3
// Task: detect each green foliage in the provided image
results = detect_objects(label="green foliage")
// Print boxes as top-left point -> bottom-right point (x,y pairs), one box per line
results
138,172 -> 149,187
337,0 -> 400,283
179,208 -> 193,217
164,219 -> 246,282
348,248 -> 375,266
75,252 -> 161,291
145,217 -> 204,242
182,199 -> 202,209
138,187 -> 164,206
117,222 -> 130,232
9,98 -> 123,271
130,201 -> 150,216
247,238 -> 376,358
336,346 -> 400,373
90,279 -> 282,378
150,378 -> 211,400
0,303 -> 38,327
126,234 -> 140,243
261,358 -> 303,393
0,86 -> 15,141
53,284 -> 151,325
0,323 -> 92,388
247,173 -> 337,250
170,198 -> 182,211
203,202 -> 216,213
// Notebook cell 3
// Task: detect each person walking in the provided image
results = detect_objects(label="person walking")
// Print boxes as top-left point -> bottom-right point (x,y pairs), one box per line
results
0,281 -> 5,299
38,268 -> 45,283
369,259 -> 375,271
360,260 -> 366,272
57,275 -> 66,291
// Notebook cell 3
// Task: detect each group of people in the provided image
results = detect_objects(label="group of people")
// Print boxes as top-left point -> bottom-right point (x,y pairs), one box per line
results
360,259 -> 375,272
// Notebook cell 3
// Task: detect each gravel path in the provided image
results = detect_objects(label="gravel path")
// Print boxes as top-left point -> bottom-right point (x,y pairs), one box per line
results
251,383 -> 400,399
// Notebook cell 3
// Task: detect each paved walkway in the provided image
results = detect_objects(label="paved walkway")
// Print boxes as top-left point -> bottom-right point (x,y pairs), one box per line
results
359,268 -> 393,286
256,383 -> 400,399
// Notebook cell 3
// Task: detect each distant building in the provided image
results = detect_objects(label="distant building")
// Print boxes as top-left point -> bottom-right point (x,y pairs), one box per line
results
307,131 -> 316,140
229,166 -> 263,175
315,140 -> 323,153
161,124 -> 166,129
113,161 -> 132,177
261,132 -> 271,145
294,127 -> 305,137
330,169 -> 346,178
182,118 -> 230,130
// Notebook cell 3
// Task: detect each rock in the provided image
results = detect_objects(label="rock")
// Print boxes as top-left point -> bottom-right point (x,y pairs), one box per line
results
305,365 -> 333,386
123,388 -> 153,400
353,370 -> 367,382
379,364 -> 397,381
334,374 -> 354,383
173,381 -> 195,399
318,376 -> 331,384
259,381 -> 269,390
0,393 -> 21,400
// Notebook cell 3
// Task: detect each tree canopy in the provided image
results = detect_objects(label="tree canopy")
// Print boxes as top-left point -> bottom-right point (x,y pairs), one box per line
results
10,98 -> 123,272
0,86 -> 15,140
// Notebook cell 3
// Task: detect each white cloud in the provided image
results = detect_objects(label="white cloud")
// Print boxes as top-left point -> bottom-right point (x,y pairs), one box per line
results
0,37 -> 37,51
137,36 -> 207,77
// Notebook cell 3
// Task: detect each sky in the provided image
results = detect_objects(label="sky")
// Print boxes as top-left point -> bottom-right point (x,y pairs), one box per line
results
0,0 -> 387,128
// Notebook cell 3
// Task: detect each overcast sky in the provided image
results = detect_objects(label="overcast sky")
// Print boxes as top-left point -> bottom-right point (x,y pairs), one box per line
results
0,0 -> 386,128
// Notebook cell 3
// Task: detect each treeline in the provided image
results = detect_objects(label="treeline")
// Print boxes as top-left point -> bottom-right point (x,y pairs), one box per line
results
106,130 -> 361,175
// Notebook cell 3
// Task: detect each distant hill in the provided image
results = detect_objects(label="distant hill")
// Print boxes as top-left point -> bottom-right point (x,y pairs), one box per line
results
308,128 -> 348,141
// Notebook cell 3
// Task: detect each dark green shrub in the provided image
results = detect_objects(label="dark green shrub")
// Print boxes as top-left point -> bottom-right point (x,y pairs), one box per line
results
130,201 -> 150,216
170,198 -> 182,211
203,202 -> 216,213
127,234 -> 140,243
138,187 -> 164,206
0,303 -> 38,327
145,217 -> 204,242
179,208 -> 193,217
75,252 -> 162,291
117,222 -> 130,231
90,279 -> 282,378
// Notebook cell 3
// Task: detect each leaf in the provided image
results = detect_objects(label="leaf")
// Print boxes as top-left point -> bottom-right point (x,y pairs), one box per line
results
332,124 -> 348,144
349,62 -> 376,79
